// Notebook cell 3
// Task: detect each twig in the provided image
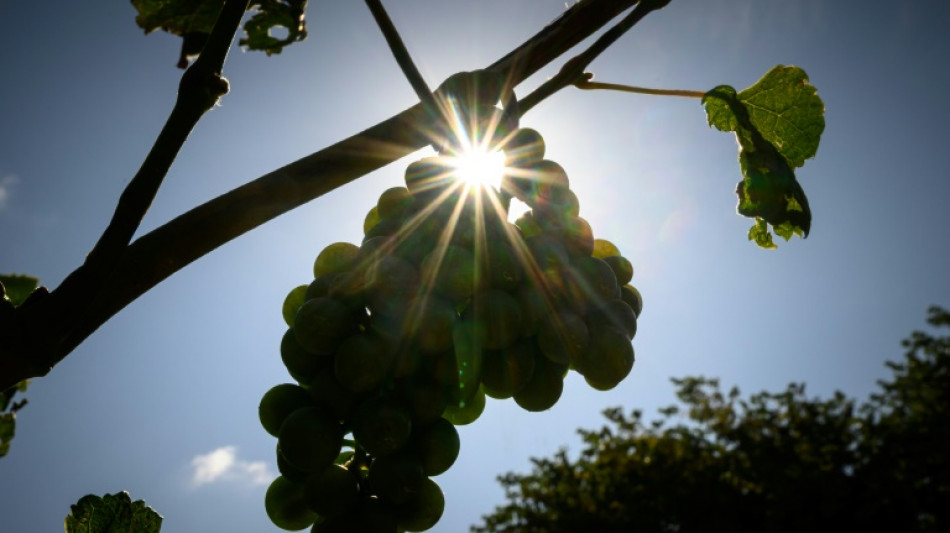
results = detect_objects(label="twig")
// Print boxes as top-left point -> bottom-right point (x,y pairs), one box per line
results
519,0 -> 660,115
364,0 -> 435,110
575,80 -> 705,98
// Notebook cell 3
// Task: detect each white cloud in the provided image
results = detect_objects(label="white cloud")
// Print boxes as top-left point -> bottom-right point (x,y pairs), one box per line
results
0,174 -> 20,210
189,446 -> 275,488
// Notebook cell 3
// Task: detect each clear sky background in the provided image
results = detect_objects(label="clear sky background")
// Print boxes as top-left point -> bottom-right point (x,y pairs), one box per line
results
1,1 -> 949,532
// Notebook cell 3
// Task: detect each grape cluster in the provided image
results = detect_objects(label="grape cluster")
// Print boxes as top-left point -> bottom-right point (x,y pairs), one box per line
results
260,117 -> 642,532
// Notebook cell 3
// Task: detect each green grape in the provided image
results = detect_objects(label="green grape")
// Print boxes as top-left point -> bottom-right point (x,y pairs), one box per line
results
400,377 -> 450,427
421,245 -> 480,303
572,324 -> 634,389
603,255 -> 634,285
410,295 -> 457,355
587,299 -> 637,340
314,242 -> 361,278
278,406 -> 344,473
481,225 -> 525,291
515,284 -> 547,337
442,385 -> 486,426
525,232 -> 569,272
363,205 -> 380,236
405,157 -> 451,199
621,284 -> 643,317
303,464 -> 360,518
326,270 -> 368,310
364,255 -> 420,315
352,397 -> 413,457
481,339 -> 537,400
364,215 -> 404,241
536,311 -> 589,366
308,363 -> 359,423
277,443 -> 309,483
394,477 -> 445,532
513,351 -> 566,412
526,160 -> 570,207
294,297 -> 357,355
559,216 -> 594,258
565,256 -> 621,312
412,417 -> 460,476
265,476 -> 318,531
283,284 -> 309,328
281,328 -> 325,384
259,383 -> 314,437
334,332 -> 395,394
592,238 -> 621,260
377,186 -> 413,219
513,211 -> 543,239
503,128 -> 545,168
463,289 -> 523,350
305,274 -> 336,301
368,452 -> 426,504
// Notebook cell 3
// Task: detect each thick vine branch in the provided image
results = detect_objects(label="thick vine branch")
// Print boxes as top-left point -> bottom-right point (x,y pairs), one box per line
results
1,0 -> 648,391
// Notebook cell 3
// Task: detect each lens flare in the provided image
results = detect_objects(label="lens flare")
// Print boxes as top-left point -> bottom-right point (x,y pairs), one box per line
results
451,148 -> 506,190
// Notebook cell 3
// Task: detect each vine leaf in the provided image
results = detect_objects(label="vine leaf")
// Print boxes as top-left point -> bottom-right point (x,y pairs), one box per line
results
130,0 -> 308,66
703,65 -> 825,249
64,492 -> 162,533
1,273 -> 39,307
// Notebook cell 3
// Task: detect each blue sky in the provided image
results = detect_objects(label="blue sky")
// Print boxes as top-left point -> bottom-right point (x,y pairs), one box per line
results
1,1 -> 949,532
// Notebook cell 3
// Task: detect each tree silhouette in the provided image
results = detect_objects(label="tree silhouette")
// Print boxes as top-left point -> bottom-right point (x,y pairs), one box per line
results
475,307 -> 950,533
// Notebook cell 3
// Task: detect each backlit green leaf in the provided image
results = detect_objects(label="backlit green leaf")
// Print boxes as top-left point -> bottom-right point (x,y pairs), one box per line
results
0,274 -> 39,307
64,492 -> 162,533
702,65 -> 823,249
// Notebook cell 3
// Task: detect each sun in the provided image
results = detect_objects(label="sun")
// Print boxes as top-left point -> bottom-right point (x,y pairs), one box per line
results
450,148 -> 506,190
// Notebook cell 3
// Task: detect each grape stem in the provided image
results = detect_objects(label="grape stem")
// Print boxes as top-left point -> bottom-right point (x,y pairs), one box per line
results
574,79 -> 705,98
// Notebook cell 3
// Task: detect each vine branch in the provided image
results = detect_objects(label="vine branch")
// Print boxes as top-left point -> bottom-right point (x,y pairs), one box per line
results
1,0 -> 653,391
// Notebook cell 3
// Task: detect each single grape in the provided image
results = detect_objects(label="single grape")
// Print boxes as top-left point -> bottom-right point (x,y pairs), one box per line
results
394,477 -> 445,532
377,186 -> 414,219
620,284 -> 643,317
442,386 -> 486,426
352,397 -> 413,457
412,417 -> 460,476
603,255 -> 634,285
294,297 -> 357,355
513,352 -> 567,412
503,128 -> 545,168
333,332 -> 395,393
260,382 -> 314,437
265,476 -> 319,531
278,406 -> 344,473
283,285 -> 309,328
591,238 -> 621,259
481,339 -> 537,400
281,328 -> 325,384
303,464 -> 360,518
536,311 -> 589,366
363,205 -> 380,236
313,242 -> 361,278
